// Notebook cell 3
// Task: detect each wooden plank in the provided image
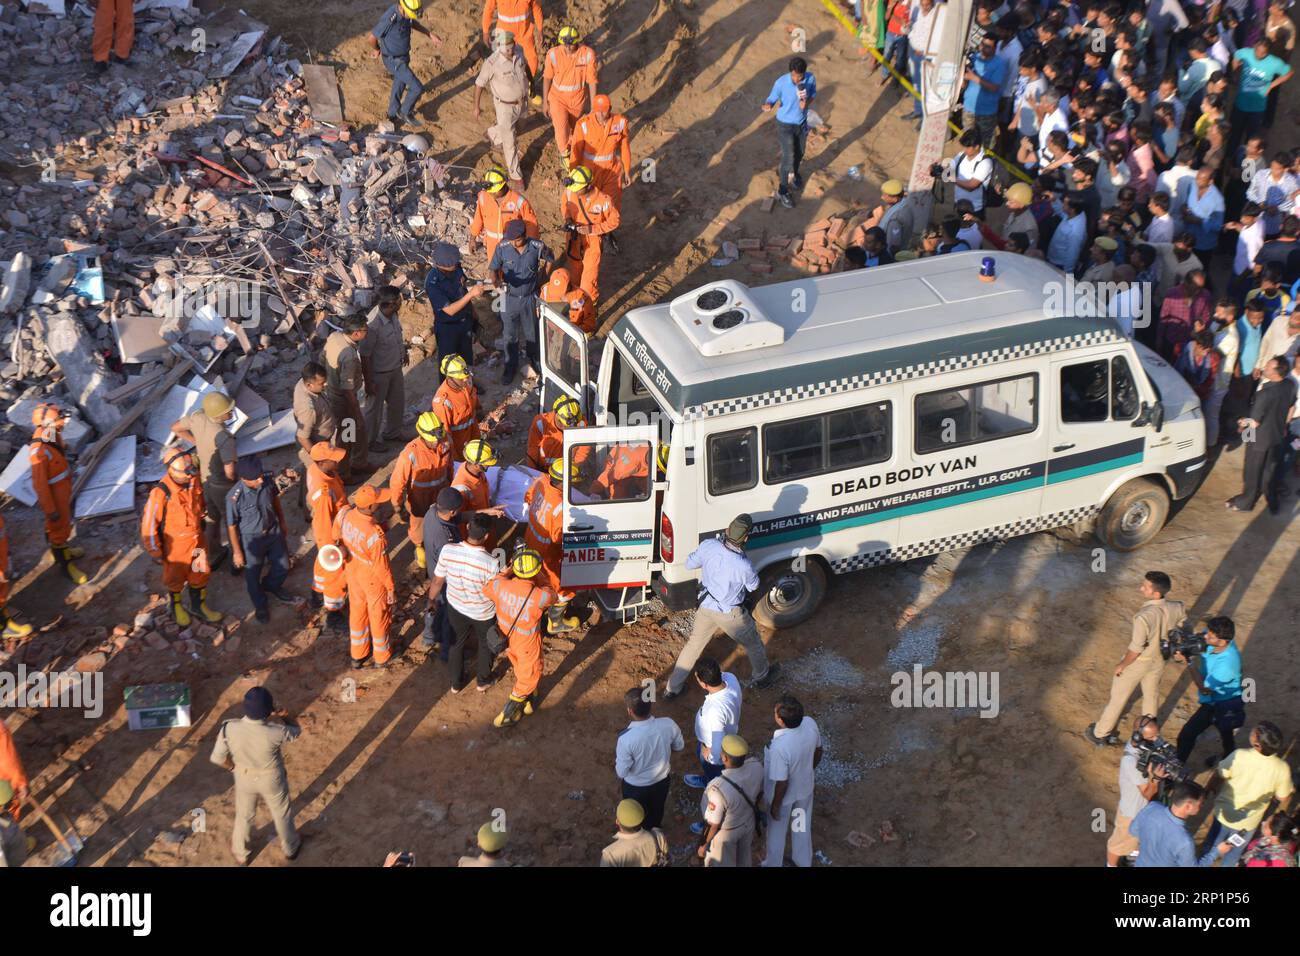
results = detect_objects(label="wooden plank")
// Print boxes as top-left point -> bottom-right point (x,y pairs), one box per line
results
254,239 -> 308,342
106,368 -> 165,404
301,64 -> 344,124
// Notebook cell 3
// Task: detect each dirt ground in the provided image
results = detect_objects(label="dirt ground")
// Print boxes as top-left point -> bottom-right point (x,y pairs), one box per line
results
3,0 -> 1300,867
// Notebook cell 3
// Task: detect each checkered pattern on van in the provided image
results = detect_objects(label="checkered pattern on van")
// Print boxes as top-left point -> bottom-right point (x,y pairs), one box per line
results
682,329 -> 1123,420
829,504 -> 1102,573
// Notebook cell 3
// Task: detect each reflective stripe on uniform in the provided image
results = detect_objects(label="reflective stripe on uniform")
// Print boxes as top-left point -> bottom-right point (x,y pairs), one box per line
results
498,12 -> 527,20
583,151 -> 614,162
412,478 -> 447,488
485,229 -> 504,239
554,82 -> 582,91
449,421 -> 472,431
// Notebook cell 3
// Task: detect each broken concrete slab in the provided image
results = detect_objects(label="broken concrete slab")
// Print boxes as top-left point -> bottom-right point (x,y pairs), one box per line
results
111,311 -> 171,364
45,310 -> 125,433
234,409 -> 296,455
0,254 -> 32,316
301,64 -> 344,124
74,436 -> 136,519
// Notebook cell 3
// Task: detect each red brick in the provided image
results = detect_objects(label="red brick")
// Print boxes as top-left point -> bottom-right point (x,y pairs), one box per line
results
760,195 -> 775,213
736,237 -> 762,251
747,262 -> 774,274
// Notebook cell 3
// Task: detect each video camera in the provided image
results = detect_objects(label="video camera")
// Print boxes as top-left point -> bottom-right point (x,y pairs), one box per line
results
1133,737 -> 1190,785
1160,625 -> 1208,661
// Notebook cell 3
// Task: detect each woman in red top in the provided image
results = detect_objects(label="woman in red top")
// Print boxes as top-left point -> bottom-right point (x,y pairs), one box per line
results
1240,812 -> 1297,867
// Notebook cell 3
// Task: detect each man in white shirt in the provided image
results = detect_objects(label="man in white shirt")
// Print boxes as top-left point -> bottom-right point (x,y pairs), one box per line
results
1155,150 -> 1196,219
684,657 -> 741,790
1208,299 -> 1241,446
428,513 -> 502,692
1226,202 -> 1266,288
1033,91 -> 1068,167
1013,48 -> 1047,141
615,686 -> 685,829
762,694 -> 823,868
948,128 -> 994,214
1107,265 -> 1147,338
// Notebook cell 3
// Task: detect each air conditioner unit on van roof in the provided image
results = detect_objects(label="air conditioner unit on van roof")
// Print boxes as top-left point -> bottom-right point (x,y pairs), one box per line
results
667,279 -> 786,356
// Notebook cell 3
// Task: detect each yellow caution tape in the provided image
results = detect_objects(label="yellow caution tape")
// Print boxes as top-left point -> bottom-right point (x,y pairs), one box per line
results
817,0 -> 1032,184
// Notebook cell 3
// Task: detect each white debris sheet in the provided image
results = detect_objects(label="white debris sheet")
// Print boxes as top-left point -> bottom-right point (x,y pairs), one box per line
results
235,410 -> 297,455
0,436 -> 136,518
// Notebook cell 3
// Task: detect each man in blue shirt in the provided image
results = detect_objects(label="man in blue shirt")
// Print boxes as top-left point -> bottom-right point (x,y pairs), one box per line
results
761,57 -> 817,209
226,456 -> 295,623
489,219 -> 554,383
424,242 -> 492,391
1229,40 -> 1293,157
961,35 -> 1006,148
1130,780 -> 1231,866
1173,617 -> 1245,764
369,0 -> 443,127
663,514 -> 779,699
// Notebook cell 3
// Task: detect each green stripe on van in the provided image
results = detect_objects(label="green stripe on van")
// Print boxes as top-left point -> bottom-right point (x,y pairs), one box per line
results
1045,452 -> 1144,485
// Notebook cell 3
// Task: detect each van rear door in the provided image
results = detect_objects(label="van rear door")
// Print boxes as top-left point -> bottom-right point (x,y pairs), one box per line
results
560,425 -> 660,590
539,303 -> 593,418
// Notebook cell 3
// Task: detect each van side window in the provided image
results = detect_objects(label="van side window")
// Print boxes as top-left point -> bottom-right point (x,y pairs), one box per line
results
1059,357 -> 1140,423
570,441 -> 652,504
763,402 -> 891,483
915,375 -> 1037,453
707,428 -> 757,496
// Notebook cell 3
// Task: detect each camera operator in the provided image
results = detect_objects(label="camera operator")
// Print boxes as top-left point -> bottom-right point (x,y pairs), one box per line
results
1107,715 -> 1166,867
1173,616 -> 1245,766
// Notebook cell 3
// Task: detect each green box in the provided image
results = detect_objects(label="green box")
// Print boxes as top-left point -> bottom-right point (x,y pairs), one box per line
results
124,683 -> 192,731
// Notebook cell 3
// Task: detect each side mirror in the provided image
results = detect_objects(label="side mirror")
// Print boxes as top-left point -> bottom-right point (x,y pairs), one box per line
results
1132,401 -> 1165,432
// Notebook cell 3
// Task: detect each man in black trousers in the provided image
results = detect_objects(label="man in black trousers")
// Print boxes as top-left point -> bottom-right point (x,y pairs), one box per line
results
614,687 -> 684,830
1226,356 -> 1298,514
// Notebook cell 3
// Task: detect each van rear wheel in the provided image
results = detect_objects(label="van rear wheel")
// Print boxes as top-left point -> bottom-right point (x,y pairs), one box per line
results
1096,479 -> 1170,552
753,559 -> 827,629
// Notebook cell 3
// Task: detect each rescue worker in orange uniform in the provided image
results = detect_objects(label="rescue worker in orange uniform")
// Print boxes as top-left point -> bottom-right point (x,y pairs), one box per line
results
451,438 -> 506,520
433,354 -> 482,462
540,267 -> 597,336
482,0 -> 544,95
571,94 -> 632,211
306,442 -> 348,632
524,458 -> 580,631
390,412 -> 453,569
470,166 -> 540,266
0,515 -> 32,639
485,547 -> 564,728
92,0 -> 134,73
591,441 -> 669,500
527,395 -> 585,471
141,448 -> 224,627
334,485 -> 396,668
561,165 -> 620,302
28,403 -> 87,585
543,26 -> 599,164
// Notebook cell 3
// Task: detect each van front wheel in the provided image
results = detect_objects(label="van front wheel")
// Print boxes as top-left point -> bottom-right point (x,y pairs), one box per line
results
753,559 -> 827,629
1096,479 -> 1170,552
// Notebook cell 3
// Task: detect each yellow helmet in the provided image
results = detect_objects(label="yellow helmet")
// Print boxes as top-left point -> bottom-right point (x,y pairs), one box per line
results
511,547 -> 543,578
399,0 -> 422,18
484,166 -> 508,193
463,439 -> 497,467
549,457 -> 578,484
657,442 -> 670,474
202,391 -> 235,421
440,354 -> 471,381
553,396 -> 582,427
558,25 -> 580,44
565,165 -> 594,191
416,411 -> 445,442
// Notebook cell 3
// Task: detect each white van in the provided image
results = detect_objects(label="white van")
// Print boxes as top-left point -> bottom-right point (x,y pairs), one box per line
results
538,252 -> 1206,627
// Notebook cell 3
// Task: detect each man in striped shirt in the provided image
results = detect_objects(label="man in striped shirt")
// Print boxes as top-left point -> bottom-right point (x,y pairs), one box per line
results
429,513 -> 501,692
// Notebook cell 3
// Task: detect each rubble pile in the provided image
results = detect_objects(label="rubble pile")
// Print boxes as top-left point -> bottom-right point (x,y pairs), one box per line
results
0,1 -> 477,501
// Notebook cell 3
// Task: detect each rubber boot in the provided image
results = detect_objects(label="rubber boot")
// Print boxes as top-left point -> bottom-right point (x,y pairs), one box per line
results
189,586 -> 222,623
170,591 -> 192,628
493,694 -> 528,728
523,694 -> 536,716
502,344 -> 519,385
1,608 -> 32,639
53,547 -> 88,585
415,545 -> 427,570
63,544 -> 85,559
546,604 -> 578,633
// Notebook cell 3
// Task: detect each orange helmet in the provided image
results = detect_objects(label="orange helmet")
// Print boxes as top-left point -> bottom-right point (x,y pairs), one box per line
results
32,403 -> 68,429
545,268 -> 571,299
593,94 -> 611,113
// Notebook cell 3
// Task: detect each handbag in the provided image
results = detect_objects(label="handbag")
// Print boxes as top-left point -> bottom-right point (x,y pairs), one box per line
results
486,582 -> 536,655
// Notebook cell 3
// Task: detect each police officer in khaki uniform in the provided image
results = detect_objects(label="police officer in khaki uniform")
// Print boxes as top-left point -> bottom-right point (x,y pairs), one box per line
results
209,686 -> 302,865
457,822 -> 510,866
474,30 -> 531,188
696,734 -> 765,867
323,314 -> 370,480
1086,571 -> 1187,746
361,286 -> 408,454
600,798 -> 665,867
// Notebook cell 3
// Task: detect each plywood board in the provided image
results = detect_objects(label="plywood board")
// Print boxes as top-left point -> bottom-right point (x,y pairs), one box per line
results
112,310 -> 170,364
74,436 -> 137,519
301,64 -> 344,124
